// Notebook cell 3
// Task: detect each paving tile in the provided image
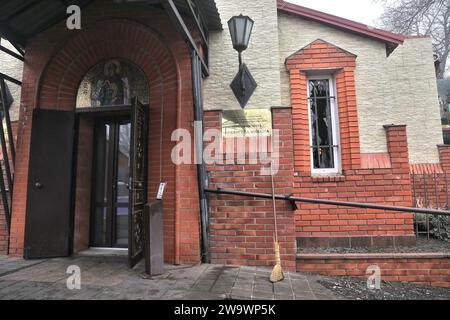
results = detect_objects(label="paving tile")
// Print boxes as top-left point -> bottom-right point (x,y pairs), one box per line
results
184,292 -> 227,300
228,294 -> 252,300
0,255 -> 336,300
294,294 -> 316,300
233,290 -> 254,298
211,285 -> 233,294
252,292 -> 275,300
160,289 -> 188,300
275,294 -> 295,300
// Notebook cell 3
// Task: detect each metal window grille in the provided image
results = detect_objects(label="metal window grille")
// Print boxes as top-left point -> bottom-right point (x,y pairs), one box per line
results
308,79 -> 338,170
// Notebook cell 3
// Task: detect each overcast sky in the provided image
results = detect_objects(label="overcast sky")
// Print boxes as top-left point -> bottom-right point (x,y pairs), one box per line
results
286,0 -> 385,26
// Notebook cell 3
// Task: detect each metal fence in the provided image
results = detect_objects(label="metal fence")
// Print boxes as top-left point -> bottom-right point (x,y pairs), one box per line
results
411,173 -> 450,240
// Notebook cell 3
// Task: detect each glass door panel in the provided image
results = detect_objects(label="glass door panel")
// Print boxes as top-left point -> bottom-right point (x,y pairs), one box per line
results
114,123 -> 131,247
91,122 -> 112,247
91,119 -> 131,248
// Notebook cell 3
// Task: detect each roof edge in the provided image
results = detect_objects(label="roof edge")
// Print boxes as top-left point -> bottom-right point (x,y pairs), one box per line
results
277,0 -> 404,46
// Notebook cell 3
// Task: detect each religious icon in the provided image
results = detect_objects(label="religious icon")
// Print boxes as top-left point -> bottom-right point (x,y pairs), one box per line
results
91,59 -> 131,107
76,58 -> 149,109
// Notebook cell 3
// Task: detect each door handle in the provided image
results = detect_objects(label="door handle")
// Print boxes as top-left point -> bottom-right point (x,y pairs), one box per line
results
35,182 -> 43,189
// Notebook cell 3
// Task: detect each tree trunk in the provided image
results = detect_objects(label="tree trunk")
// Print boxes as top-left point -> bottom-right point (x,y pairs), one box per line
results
438,51 -> 449,79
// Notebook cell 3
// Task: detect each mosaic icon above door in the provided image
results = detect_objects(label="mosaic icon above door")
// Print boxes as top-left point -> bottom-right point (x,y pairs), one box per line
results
76,59 -> 149,108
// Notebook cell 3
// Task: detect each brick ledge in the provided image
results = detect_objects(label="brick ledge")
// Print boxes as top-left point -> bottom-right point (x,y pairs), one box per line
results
297,252 -> 450,260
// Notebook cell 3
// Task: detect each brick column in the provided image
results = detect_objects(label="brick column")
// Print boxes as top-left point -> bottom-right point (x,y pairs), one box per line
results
438,145 -> 450,173
384,125 -> 410,173
383,124 -> 415,239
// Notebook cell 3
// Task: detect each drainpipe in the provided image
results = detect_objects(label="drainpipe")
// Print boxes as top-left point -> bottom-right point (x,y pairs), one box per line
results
191,50 -> 210,263
174,61 -> 182,266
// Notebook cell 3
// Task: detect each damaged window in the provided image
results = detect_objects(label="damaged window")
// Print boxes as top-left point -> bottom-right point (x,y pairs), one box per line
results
308,78 -> 340,173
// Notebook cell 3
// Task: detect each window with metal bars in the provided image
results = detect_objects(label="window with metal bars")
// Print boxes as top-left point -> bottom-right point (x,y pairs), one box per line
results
307,77 -> 340,173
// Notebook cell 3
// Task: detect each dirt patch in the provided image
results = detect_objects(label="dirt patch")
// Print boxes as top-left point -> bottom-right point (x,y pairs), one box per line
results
318,276 -> 450,300
298,236 -> 450,254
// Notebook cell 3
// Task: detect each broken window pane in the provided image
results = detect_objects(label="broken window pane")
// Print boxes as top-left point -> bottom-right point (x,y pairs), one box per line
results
309,79 -> 336,170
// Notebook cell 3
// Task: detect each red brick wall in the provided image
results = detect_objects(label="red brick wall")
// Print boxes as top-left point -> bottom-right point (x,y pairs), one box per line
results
8,0 -> 201,263
286,40 -> 415,241
438,145 -> 450,173
293,126 -> 414,239
205,108 -> 297,271
297,254 -> 450,288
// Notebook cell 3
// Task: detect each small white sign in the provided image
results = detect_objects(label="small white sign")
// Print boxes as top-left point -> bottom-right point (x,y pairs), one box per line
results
157,183 -> 166,200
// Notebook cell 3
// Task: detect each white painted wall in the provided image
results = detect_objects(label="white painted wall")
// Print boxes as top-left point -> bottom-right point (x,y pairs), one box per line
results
385,37 -> 443,164
277,13 -> 442,164
0,39 -> 22,122
204,0 -> 282,110
205,0 -> 442,164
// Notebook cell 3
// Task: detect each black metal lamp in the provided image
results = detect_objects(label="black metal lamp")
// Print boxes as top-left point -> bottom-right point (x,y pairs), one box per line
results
228,14 -> 257,108
228,15 -> 254,60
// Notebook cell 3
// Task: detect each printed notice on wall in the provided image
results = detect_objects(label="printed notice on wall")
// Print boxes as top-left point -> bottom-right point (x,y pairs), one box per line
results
157,183 -> 166,200
221,109 -> 272,138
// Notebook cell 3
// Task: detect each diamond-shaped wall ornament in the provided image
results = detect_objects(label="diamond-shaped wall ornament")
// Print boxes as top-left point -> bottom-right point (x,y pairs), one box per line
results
230,63 -> 257,108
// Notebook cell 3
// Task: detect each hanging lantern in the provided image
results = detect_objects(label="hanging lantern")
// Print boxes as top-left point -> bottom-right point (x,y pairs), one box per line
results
228,14 -> 254,53
228,14 -> 257,108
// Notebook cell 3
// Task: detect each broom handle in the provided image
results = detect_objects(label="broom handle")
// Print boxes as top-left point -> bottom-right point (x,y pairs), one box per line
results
270,162 -> 279,243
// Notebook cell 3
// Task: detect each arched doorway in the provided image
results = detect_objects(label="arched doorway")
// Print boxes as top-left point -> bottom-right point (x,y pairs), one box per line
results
24,57 -> 150,267
12,17 -> 201,266
74,59 -> 150,266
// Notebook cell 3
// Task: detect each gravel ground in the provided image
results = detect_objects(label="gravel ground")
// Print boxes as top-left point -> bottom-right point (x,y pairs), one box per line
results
318,276 -> 450,300
299,236 -> 450,254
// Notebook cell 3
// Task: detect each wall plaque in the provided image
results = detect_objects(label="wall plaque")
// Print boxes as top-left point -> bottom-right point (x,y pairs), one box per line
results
221,109 -> 272,138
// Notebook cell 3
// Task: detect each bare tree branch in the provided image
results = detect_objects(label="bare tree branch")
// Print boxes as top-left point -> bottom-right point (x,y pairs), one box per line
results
375,0 -> 450,78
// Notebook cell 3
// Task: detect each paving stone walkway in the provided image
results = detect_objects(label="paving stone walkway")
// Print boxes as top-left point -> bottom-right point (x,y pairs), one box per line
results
0,255 -> 337,300
0,255 -> 44,277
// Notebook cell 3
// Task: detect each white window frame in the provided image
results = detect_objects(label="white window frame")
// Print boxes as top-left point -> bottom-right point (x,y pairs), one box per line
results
306,75 -> 341,175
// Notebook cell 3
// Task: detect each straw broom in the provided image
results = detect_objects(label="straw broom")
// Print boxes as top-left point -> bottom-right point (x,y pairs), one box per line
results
269,162 -> 284,283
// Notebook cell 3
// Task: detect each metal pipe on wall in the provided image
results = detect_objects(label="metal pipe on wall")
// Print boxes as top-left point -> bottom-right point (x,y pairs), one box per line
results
205,188 -> 450,217
192,51 -> 210,263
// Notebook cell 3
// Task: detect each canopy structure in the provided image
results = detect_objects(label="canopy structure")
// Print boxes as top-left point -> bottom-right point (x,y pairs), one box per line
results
0,0 -> 221,75
0,0 -> 221,49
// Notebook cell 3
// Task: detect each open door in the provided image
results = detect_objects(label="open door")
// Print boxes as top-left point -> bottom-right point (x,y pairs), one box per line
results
128,98 -> 148,267
24,109 -> 75,259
